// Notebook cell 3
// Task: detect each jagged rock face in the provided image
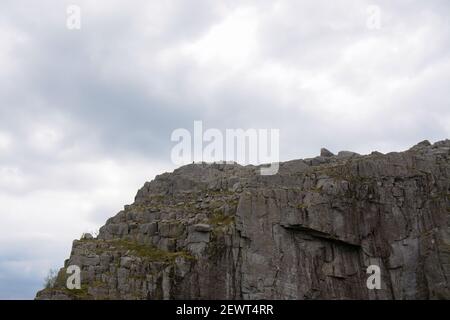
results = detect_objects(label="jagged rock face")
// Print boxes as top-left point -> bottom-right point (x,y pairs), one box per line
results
36,140 -> 450,300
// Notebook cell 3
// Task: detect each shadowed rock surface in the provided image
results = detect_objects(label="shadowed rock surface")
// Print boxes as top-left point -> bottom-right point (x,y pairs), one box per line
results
36,140 -> 450,300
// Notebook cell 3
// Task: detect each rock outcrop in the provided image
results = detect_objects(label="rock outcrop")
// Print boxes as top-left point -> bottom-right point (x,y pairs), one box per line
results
36,140 -> 450,300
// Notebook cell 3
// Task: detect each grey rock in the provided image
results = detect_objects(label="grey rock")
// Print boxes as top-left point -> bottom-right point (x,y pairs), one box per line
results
187,231 -> 210,243
410,139 -> 431,150
187,243 -> 208,256
36,140 -> 450,300
230,182 -> 242,193
83,256 -> 100,266
120,257 -> 134,268
140,222 -> 158,236
337,150 -> 360,158
310,156 -> 327,166
320,148 -> 334,157
81,233 -> 93,240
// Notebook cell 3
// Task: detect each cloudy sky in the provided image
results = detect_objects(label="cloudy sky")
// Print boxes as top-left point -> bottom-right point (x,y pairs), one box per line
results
0,0 -> 449,299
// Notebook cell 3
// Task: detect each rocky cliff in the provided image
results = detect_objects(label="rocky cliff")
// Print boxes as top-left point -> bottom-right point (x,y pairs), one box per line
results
36,140 -> 450,300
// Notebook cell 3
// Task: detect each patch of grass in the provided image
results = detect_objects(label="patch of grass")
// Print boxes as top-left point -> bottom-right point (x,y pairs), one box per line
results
112,239 -> 194,262
151,194 -> 165,202
92,280 -> 106,288
318,164 -> 375,187
208,213 -> 235,226
62,285 -> 91,299
440,242 -> 450,253
209,189 -> 235,196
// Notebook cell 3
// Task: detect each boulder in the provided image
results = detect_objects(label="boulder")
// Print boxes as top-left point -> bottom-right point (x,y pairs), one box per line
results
320,148 -> 335,157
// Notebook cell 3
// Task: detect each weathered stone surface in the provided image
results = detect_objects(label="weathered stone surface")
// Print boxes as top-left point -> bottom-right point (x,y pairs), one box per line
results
337,150 -> 360,159
81,233 -> 93,240
320,148 -> 335,157
193,224 -> 212,232
410,139 -> 432,150
36,140 -> 450,300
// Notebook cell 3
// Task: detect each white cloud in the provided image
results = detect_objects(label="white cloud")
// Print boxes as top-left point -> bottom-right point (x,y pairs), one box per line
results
183,6 -> 260,68
0,131 -> 12,152
28,125 -> 63,152
0,0 -> 449,298
0,166 -> 27,191
0,24 -> 27,76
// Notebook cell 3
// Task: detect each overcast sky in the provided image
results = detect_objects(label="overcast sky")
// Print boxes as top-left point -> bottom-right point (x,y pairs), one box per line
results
0,0 -> 449,299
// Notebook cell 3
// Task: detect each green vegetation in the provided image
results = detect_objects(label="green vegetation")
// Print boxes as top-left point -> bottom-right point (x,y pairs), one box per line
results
43,269 -> 58,289
111,239 -> 194,262
41,267 -> 93,300
441,242 -> 450,253
314,164 -> 373,186
61,285 -> 91,299
208,213 -> 234,226
208,189 -> 235,196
